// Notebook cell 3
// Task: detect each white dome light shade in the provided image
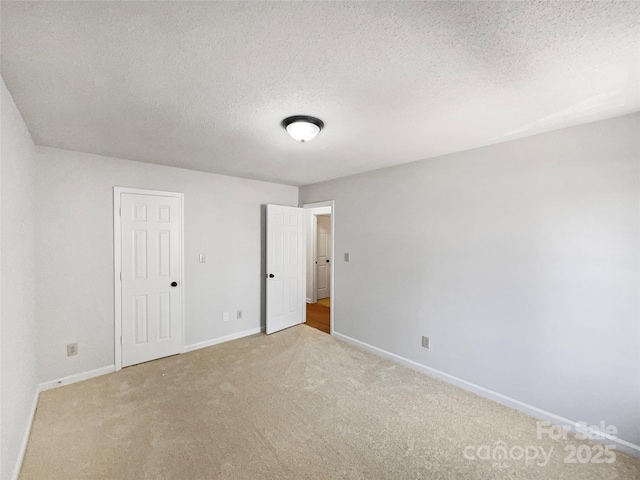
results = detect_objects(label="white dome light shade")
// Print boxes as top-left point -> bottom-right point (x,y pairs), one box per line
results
282,116 -> 324,143
286,121 -> 320,142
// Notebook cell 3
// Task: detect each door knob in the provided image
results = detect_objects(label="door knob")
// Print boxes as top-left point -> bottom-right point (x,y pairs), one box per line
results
326,259 -> 330,263
268,274 -> 275,278
171,281 -> 178,287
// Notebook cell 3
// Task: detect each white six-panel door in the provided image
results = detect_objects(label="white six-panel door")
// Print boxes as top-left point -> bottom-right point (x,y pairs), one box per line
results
266,205 -> 305,334
120,192 -> 183,367
316,215 -> 331,300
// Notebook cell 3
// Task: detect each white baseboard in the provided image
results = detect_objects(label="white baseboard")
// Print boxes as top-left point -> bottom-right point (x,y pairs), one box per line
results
184,326 -> 263,353
38,365 -> 115,392
333,331 -> 640,459
11,387 -> 39,480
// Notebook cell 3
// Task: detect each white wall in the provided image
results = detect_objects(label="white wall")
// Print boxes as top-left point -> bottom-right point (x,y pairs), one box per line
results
1,78 -> 38,480
300,114 -> 640,448
35,147 -> 297,382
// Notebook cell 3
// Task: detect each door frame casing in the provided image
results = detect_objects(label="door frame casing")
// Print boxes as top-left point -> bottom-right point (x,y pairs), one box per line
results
301,200 -> 335,335
113,187 -> 185,371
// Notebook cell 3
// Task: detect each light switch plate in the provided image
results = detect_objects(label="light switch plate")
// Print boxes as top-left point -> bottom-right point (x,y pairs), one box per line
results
344,253 -> 350,262
199,253 -> 206,263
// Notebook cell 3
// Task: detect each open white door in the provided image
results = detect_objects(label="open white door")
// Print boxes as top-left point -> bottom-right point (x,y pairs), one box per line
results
266,204 -> 305,334
316,215 -> 331,299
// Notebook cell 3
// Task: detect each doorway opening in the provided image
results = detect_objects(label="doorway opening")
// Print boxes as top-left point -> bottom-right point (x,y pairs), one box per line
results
264,200 -> 335,336
302,202 -> 334,335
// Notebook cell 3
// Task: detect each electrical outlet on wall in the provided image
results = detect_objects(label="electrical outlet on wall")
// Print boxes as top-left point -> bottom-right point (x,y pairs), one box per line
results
236,310 -> 243,320
67,343 -> 78,356
421,336 -> 430,349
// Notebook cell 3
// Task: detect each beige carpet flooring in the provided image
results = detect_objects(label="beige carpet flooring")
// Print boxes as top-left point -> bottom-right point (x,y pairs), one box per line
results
21,325 -> 640,479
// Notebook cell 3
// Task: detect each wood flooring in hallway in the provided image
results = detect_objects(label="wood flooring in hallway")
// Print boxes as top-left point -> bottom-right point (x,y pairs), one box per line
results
306,300 -> 330,334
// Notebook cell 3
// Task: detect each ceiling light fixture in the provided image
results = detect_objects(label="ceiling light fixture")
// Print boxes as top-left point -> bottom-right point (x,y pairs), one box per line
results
282,115 -> 324,143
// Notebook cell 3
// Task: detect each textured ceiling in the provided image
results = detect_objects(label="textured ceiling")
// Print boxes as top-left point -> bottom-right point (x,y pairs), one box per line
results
1,1 -> 639,186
